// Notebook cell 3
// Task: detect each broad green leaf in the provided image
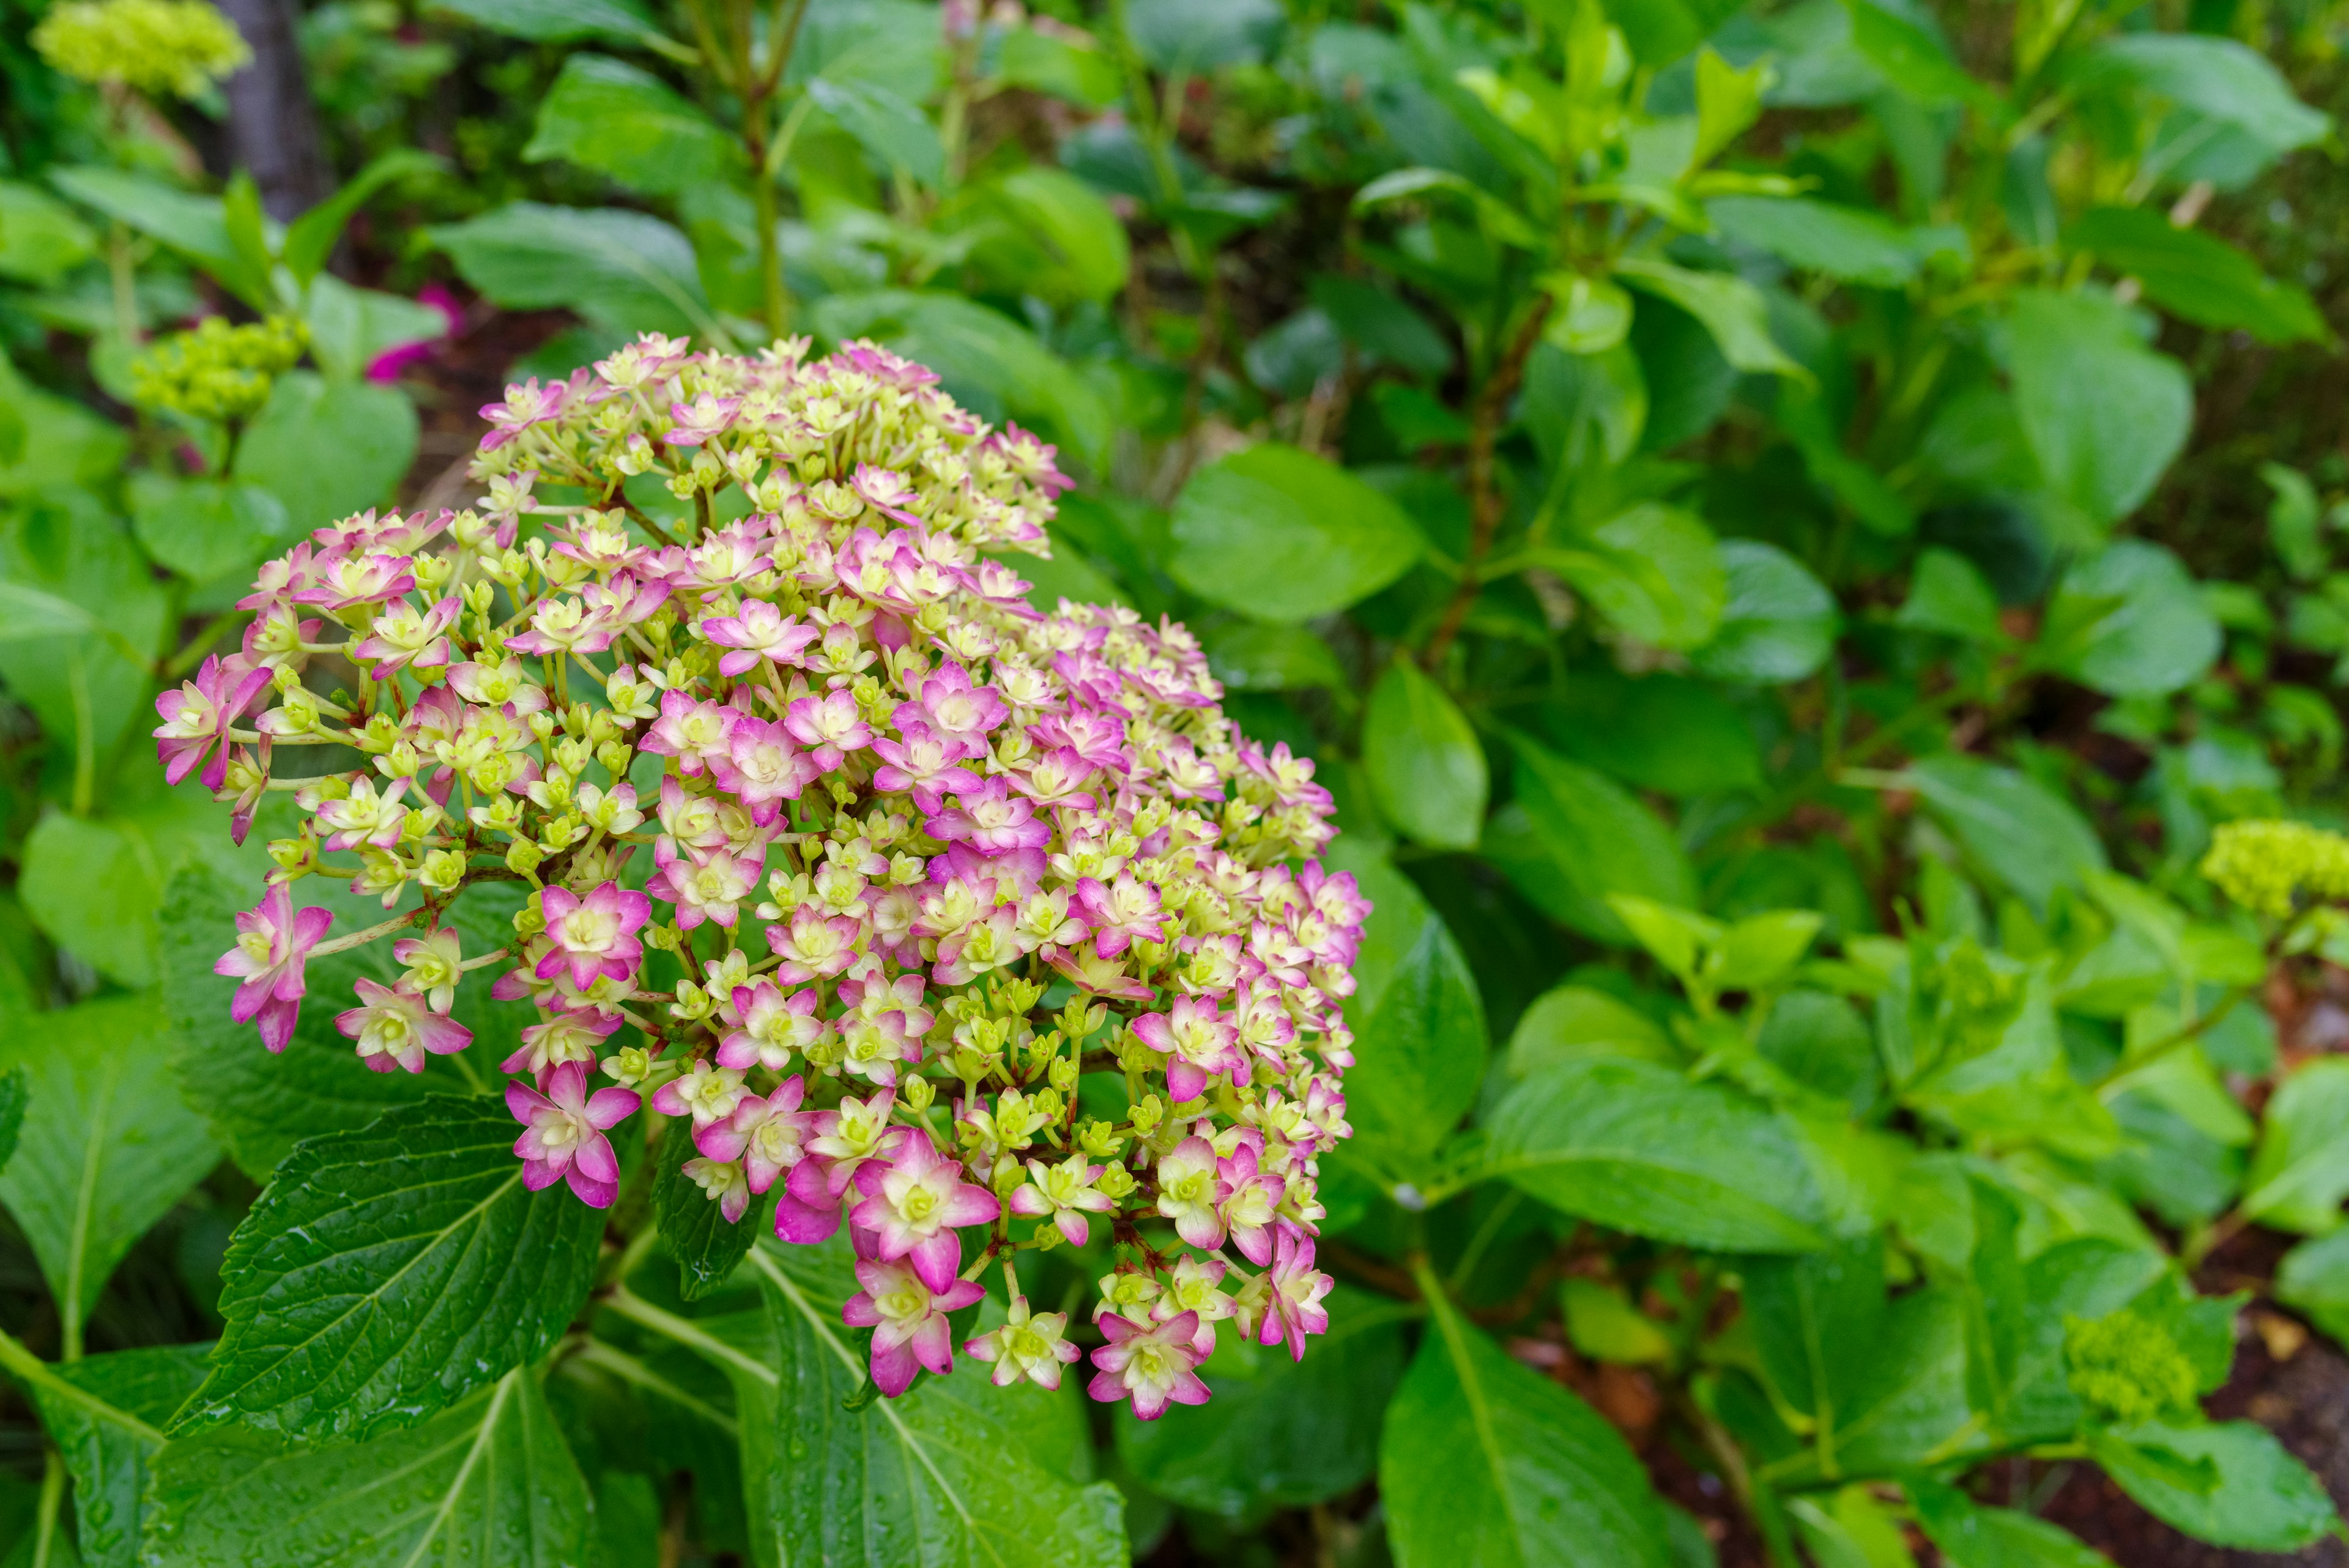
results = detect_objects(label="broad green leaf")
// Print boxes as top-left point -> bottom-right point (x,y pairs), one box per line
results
426,0 -> 661,43
975,169 -> 1132,304
1507,736 -> 1698,944
1707,196 -> 1956,287
429,203 -> 719,340
1789,1487 -> 1918,1568
1616,257 -> 1808,380
1540,272 -> 1635,355
1758,990 -> 1878,1113
0,580 -> 97,639
1840,0 -> 1987,110
2077,34 -> 2329,154
1908,1477 -> 2114,1567
0,180 -> 98,286
2005,289 -> 2191,529
0,996 -> 218,1335
1118,1288 -> 1408,1514
2243,1057 -> 2349,1233
1690,540 -> 1838,683
46,167 -> 268,307
19,802 -> 236,989
1124,0 -> 1283,73
1898,547 -> 2002,641
233,373 -> 419,538
1343,892 -> 1488,1161
1200,622 -> 1343,692
1506,986 -> 1675,1076
143,1366 -> 593,1566
1364,660 -> 1488,850
177,1095 -> 604,1441
791,0 -> 950,93
996,27 -> 1122,107
0,494 -> 160,766
21,1344 -> 206,1568
1379,1285 -> 1674,1568
128,476 -> 289,585
281,150 -> 442,287
1906,755 -> 2107,913
2043,540 -> 2221,699
809,289 -> 1113,474
653,1113 -> 763,1301
1607,895 -> 1720,983
1562,1279 -> 1674,1364
1553,503 -> 1726,650
2066,206 -> 2328,345
525,55 -> 736,196
158,867 -> 488,1178
1168,442 -> 1423,622
1776,384 -> 1917,536
0,365 -> 130,499
2088,1422 -> 2336,1553
1758,1287 -> 1976,1483
1691,48 -> 1770,168
1486,1057 -> 1829,1252
732,1243 -> 1128,1568
1313,273 -> 1453,374
300,276 -> 452,385
1608,0 -> 1745,67
808,78 -> 947,187
1543,671 -> 1761,797
1745,1234 -> 1886,1437
2278,1227 -> 2349,1343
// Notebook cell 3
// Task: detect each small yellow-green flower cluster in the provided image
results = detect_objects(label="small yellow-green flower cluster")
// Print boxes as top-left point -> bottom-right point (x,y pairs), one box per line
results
130,315 -> 307,424
2199,818 -> 2349,921
32,0 -> 250,99
2063,1309 -> 2199,1427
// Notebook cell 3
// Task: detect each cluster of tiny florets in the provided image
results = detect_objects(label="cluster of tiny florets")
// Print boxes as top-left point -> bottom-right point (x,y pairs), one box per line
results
161,335 -> 1354,1413
131,314 -> 308,424
2063,1308 -> 2200,1427
33,0 -> 251,98
2199,817 -> 2349,921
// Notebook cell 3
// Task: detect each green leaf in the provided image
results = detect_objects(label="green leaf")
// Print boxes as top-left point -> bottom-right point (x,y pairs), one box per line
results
1908,1477 -> 2115,1567
976,169 -> 1133,304
1124,0 -> 1283,73
2088,1422 -> 2336,1553
1898,547 -> 2002,641
233,373 -> 419,538
429,203 -> 718,339
1707,196 -> 1958,287
1506,987 -> 1675,1076
128,476 -> 289,584
2066,206 -> 2329,345
1542,671 -> 1762,797
524,55 -> 736,196
1691,47 -> 1771,168
1906,755 -> 2108,913
1745,1233 -> 1887,1430
159,866 -> 467,1179
1343,889 -> 1488,1161
300,276 -> 452,385
1789,1487 -> 1918,1568
426,0 -> 662,43
2043,540 -> 2221,699
1199,622 -> 1344,693
1118,1287 -> 1409,1514
1507,735 -> 1698,944
144,1365 -> 593,1566
20,804 -> 231,989
0,996 -> 218,1336
1168,442 -> 1424,622
1549,503 -> 1726,650
1541,272 -> 1636,355
1364,660 -> 1488,850
0,1068 -> 24,1177
2278,1227 -> 2349,1345
0,580 -> 97,640
1486,1058 -> 1830,1252
0,180 -> 98,286
46,168 -> 269,308
1840,1 -> 1989,112
1379,1282 -> 1674,1568
808,78 -> 946,186
1690,540 -> 1838,683
652,1113 -> 762,1301
995,27 -> 1122,107
2077,34 -> 2329,154
732,1243 -> 1129,1568
808,289 -> 1113,475
281,150 -> 441,287
1606,0 -> 1744,68
2005,289 -> 2192,530
1615,258 -> 1809,381
178,1096 -> 606,1441
2244,1057 -> 2349,1233
22,1343 -> 206,1568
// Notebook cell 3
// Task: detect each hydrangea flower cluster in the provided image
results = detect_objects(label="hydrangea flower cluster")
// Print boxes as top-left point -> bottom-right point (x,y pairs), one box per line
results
32,0 -> 250,100
2200,817 -> 2349,921
160,335 -> 1357,1414
132,315 -> 308,425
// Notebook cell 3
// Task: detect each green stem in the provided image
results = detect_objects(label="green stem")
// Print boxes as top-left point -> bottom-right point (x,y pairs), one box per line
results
30,1449 -> 62,1568
2088,983 -> 2255,1093
603,1284 -> 778,1388
66,652 -> 95,817
0,1325 -> 163,1440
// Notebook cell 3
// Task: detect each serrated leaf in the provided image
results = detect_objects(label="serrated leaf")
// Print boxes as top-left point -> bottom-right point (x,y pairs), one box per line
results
729,1242 -> 1129,1568
2088,1421 -> 2337,1551
653,1113 -> 763,1301
177,1096 -> 606,1441
1505,737 -> 1698,945
0,995 -> 218,1335
142,1365 -> 592,1566
524,55 -> 736,196
18,1343 -> 206,1568
1616,258 -> 1809,381
1363,660 -> 1487,850
1168,443 -> 1423,623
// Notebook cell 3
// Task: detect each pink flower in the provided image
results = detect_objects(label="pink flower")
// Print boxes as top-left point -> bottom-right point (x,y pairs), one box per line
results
699,599 -> 816,676
508,1061 -> 638,1207
479,372 -> 579,451
662,392 -> 741,446
1074,875 -> 1168,960
536,881 -> 651,990
775,1091 -> 904,1244
850,1132 -> 1000,1291
639,689 -> 737,775
502,1008 -> 622,1075
362,284 -> 459,384
1130,995 -> 1245,1104
852,463 -> 924,523
767,905 -> 865,984
784,689 -> 874,770
717,980 -> 826,1071
335,976 -> 471,1072
869,718 -> 982,803
707,716 -> 814,820
1215,1140 -> 1285,1265
696,1076 -> 813,1193
647,840 -> 762,930
963,1292 -> 1082,1390
924,776 -> 1051,856
293,552 -> 415,611
1089,1311 -> 1211,1419
1152,1135 -> 1224,1250
842,1258 -> 984,1396
214,883 -> 333,1052
897,660 -> 1005,750
1008,1153 -> 1114,1247
1260,1227 -> 1334,1361
154,654 -> 272,791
